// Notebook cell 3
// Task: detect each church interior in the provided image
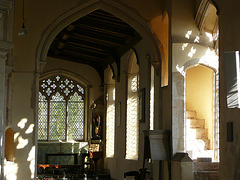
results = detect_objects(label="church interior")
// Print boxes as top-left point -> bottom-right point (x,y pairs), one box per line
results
0,0 -> 240,179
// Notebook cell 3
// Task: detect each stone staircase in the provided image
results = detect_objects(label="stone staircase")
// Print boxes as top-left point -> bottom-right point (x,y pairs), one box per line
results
186,111 -> 219,180
186,110 -> 213,160
194,160 -> 219,180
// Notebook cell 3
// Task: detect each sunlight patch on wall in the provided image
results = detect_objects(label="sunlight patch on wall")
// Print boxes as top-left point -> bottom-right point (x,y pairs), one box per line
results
188,47 -> 197,58
185,30 -> 192,39
199,48 -> 218,71
4,160 -> 18,180
27,146 -> 35,179
194,36 -> 200,43
182,43 -> 188,51
14,132 -> 20,142
176,64 -> 185,77
25,124 -> 35,134
17,118 -> 28,129
16,136 -> 28,149
205,32 -> 213,42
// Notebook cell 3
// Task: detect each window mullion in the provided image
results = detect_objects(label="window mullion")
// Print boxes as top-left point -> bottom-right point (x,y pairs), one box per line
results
65,100 -> 68,141
47,99 -> 50,141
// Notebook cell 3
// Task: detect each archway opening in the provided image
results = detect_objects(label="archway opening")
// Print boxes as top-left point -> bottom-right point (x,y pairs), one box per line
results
36,1 -> 161,179
185,65 -> 218,161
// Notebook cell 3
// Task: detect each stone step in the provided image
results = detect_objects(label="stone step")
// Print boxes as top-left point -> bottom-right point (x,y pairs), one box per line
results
188,150 -> 214,160
194,171 -> 219,180
190,128 -> 208,139
190,119 -> 205,128
186,110 -> 197,119
194,162 -> 219,180
194,162 -> 219,171
186,138 -> 210,151
195,138 -> 210,150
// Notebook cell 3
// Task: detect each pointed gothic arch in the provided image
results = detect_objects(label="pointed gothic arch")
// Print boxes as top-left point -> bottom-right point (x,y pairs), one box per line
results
183,59 -> 219,162
36,0 -> 161,77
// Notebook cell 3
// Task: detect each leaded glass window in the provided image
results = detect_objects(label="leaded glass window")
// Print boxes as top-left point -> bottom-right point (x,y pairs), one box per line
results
126,74 -> 139,160
38,75 -> 85,141
106,86 -> 115,158
150,65 -> 154,130
125,50 -> 139,160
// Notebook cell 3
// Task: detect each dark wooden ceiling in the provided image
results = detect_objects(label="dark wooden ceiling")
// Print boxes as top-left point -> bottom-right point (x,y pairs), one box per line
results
47,9 -> 142,83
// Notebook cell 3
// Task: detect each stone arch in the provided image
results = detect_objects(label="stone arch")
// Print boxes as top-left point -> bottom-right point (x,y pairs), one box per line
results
182,58 -> 218,73
125,49 -> 139,74
195,0 -> 219,32
36,0 -> 161,74
183,59 -> 219,161
104,66 -> 115,85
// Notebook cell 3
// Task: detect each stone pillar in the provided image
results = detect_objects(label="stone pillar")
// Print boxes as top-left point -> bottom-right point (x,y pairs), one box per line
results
0,42 -> 12,180
0,1 -> 14,178
0,54 -> 6,180
172,72 -> 185,155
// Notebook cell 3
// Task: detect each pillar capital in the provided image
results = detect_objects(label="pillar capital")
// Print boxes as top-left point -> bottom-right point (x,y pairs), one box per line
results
0,40 -> 13,61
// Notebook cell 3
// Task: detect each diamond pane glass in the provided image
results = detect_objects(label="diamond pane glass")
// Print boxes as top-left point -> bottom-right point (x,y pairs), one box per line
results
68,92 -> 84,140
126,75 -> 139,159
39,75 -> 86,141
50,92 -> 66,140
77,84 -> 84,94
38,93 -> 48,140
106,87 -> 115,158
150,65 -> 154,130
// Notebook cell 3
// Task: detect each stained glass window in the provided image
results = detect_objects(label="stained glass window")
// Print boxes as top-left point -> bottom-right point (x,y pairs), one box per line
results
38,75 -> 85,141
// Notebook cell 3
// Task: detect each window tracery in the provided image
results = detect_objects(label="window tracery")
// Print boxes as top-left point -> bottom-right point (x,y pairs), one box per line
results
38,75 -> 85,141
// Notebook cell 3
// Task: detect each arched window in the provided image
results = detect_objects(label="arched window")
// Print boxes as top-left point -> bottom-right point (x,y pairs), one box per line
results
38,75 -> 85,141
105,66 -> 116,158
126,50 -> 139,160
106,85 -> 115,157
150,65 -> 155,130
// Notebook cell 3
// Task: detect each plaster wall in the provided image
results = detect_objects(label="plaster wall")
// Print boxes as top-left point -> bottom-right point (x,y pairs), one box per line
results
216,0 -> 240,179
150,14 -> 169,87
171,0 -> 218,156
11,73 -> 36,180
171,0 -> 213,46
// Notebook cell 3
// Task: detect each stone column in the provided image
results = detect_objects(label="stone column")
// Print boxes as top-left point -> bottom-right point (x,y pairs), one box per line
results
0,42 -> 12,180
0,1 -> 14,179
0,54 -> 6,180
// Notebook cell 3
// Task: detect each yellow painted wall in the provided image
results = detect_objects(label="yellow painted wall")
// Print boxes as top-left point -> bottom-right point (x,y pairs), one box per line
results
186,65 -> 214,149
150,13 -> 169,87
